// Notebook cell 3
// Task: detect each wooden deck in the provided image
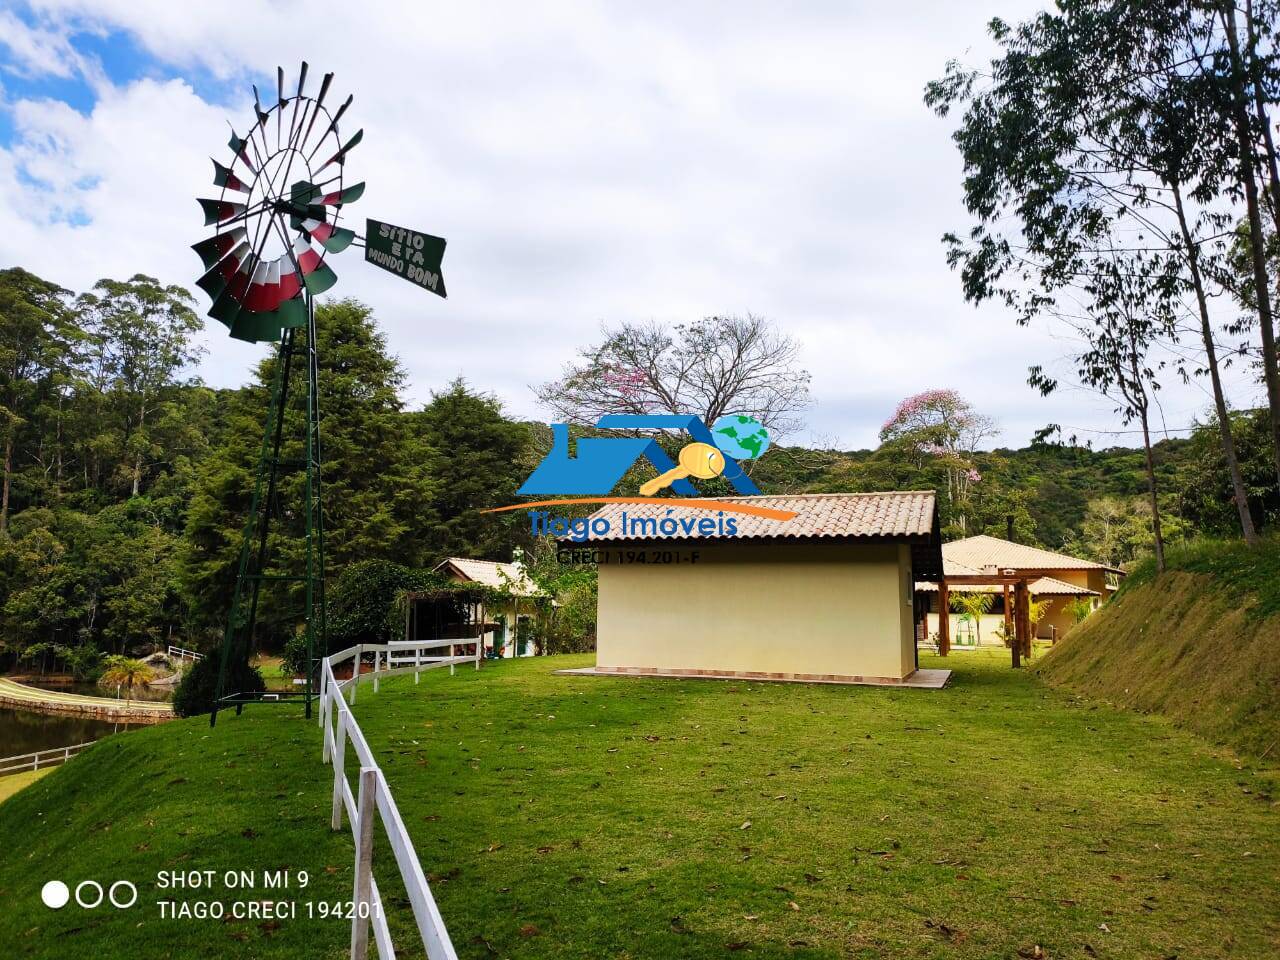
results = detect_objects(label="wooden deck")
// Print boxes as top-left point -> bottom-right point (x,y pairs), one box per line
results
554,665 -> 952,689
0,677 -> 173,723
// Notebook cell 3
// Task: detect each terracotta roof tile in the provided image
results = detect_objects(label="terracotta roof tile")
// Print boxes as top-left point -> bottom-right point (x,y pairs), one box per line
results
433,557 -> 543,596
941,535 -> 1120,573
574,491 -> 937,542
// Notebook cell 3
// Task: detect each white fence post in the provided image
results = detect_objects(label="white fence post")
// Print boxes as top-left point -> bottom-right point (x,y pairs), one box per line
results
331,715 -> 348,831
351,645 -> 361,705
313,642 -> 462,960
350,767 -> 377,960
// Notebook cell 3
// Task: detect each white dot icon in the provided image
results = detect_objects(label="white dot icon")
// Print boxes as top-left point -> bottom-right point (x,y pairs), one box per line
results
41,880 -> 70,909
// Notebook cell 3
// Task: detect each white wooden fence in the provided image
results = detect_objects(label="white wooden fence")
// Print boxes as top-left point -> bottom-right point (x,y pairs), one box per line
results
318,637 -> 478,959
167,644 -> 204,662
0,739 -> 97,776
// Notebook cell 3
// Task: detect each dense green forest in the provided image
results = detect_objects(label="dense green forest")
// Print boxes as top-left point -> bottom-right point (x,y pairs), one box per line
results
1,265 -> 1275,679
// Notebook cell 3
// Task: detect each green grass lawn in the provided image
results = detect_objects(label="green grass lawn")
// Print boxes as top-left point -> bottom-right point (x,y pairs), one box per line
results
0,709 -> 356,959
1,651 -> 1276,959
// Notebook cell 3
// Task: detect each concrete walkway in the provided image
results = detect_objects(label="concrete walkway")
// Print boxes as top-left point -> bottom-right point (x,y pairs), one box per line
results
0,677 -> 173,723
555,666 -> 953,689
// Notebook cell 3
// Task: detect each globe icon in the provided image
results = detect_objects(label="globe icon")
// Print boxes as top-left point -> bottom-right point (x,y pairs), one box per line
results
711,414 -> 770,460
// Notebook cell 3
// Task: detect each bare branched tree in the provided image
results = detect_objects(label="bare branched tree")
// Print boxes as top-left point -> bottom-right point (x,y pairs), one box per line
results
534,314 -> 812,438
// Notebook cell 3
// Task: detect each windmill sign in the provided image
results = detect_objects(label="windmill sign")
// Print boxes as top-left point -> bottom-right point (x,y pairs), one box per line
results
190,62 -> 449,725
365,218 -> 448,297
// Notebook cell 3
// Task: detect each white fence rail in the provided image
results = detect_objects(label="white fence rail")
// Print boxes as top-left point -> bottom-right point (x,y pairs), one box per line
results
0,739 -> 97,776
167,644 -> 204,662
319,641 -> 476,959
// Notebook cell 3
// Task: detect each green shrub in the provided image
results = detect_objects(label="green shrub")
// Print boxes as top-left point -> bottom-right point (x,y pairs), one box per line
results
172,650 -> 265,717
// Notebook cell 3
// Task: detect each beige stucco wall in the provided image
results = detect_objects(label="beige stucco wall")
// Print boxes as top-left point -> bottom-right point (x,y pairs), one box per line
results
595,542 -> 917,681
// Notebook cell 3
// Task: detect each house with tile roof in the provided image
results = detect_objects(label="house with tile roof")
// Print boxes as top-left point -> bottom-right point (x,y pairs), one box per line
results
914,534 -> 1123,648
432,556 -> 545,657
559,492 -> 950,687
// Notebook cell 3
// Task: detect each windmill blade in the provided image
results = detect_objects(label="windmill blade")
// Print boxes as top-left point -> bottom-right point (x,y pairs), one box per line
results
300,71 -> 333,148
318,128 -> 362,170
228,296 -> 307,343
243,259 -> 284,313
198,198 -> 247,225
307,93 -> 353,161
207,255 -> 257,326
191,227 -> 247,270
301,217 -> 356,253
226,129 -> 257,174
276,66 -> 286,144
211,159 -> 251,193
196,240 -> 252,298
297,61 -> 309,98
252,84 -> 268,128
287,234 -> 338,295
330,93 -> 353,130
291,180 -> 365,206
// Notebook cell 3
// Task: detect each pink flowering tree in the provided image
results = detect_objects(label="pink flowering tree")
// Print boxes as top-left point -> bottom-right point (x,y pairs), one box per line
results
880,389 -> 997,534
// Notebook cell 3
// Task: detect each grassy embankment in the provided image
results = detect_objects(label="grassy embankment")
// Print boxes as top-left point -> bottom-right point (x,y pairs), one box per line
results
0,768 -> 51,803
3,651 -> 1273,959
1036,535 -> 1280,760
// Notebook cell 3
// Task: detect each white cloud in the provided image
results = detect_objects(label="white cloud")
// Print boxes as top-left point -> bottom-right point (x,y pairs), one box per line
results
0,1 -> 1268,450
0,8 -> 82,78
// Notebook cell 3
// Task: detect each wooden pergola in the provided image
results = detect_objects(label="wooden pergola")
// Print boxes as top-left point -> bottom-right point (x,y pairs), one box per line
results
933,567 -> 1075,668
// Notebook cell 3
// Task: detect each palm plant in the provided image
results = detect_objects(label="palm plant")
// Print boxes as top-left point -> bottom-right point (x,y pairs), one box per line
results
949,590 -> 994,645
100,656 -> 155,705
1066,597 -> 1093,626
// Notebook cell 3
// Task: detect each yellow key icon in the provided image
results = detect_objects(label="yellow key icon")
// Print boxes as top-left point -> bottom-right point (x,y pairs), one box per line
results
639,442 -> 726,496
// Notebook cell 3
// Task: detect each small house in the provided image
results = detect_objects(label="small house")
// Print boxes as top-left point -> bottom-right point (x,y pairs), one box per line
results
432,556 -> 544,657
563,492 -> 948,686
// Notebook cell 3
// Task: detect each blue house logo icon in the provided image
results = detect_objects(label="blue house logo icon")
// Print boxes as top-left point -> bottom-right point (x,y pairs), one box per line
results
518,414 -> 762,497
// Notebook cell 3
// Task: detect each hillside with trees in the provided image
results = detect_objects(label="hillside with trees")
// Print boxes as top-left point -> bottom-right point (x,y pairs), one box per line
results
1,264 -> 1276,682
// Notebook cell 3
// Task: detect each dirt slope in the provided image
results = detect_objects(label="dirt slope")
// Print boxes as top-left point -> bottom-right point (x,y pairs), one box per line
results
1035,569 -> 1280,760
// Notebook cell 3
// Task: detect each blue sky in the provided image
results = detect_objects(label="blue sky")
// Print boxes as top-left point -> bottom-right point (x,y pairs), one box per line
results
0,1 -> 1264,450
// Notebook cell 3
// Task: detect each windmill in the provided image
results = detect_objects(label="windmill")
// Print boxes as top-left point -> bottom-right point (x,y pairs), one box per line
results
193,63 -> 447,725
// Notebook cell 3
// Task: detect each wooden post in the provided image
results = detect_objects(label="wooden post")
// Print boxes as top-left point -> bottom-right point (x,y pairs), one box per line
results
1003,584 -> 1013,645
937,581 -> 951,656
1025,586 -> 1033,660
1025,600 -> 1034,661
1012,581 -> 1026,669
373,649 -> 380,694
351,645 -> 360,704
350,767 -> 377,960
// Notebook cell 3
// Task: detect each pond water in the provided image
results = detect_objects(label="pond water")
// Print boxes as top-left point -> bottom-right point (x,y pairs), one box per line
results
0,706 -> 140,758
21,677 -> 175,703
